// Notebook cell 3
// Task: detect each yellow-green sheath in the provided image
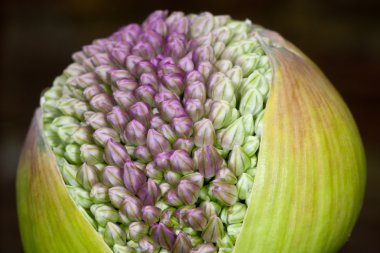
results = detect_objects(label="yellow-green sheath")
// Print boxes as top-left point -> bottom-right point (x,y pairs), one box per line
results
235,31 -> 366,253
16,110 -> 112,253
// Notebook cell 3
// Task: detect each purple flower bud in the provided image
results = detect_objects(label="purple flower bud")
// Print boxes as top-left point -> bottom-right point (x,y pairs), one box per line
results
113,90 -> 137,111
142,205 -> 161,226
85,111 -> 108,130
136,60 -> 156,76
211,179 -> 238,206
193,46 -> 216,65
128,102 -> 152,126
158,99 -> 187,122
164,189 -> 183,207
135,84 -> 156,107
154,151 -> 173,171
83,84 -> 105,101
193,145 -> 223,179
202,215 -> 225,243
161,74 -> 185,96
151,223 -> 176,250
164,171 -> 181,186
197,61 -> 214,81
114,78 -> 138,92
90,93 -> 115,113
102,166 -> 123,187
158,124 -> 177,143
90,53 -> 110,67
154,90 -> 178,106
150,115 -> 165,129
109,48 -> 129,67
106,106 -> 130,133
144,162 -> 163,180
95,65 -> 114,83
126,55 -> 143,76
184,80 -> 207,103
146,19 -> 167,37
169,15 -> 189,34
109,69 -> 134,83
137,179 -> 161,205
140,72 -> 159,90
132,41 -> 156,60
178,54 -> 195,72
124,119 -> 147,146
123,160 -> 147,194
166,11 -> 184,26
147,129 -> 171,156
108,186 -> 132,209
133,145 -> 153,163
104,139 -> 130,167
200,201 -> 222,219
140,30 -> 164,54
119,23 -> 141,44
170,150 -> 194,174
186,208 -> 207,231
177,179 -> 201,205
93,127 -> 120,146
120,194 -> 143,221
186,70 -> 205,84
158,61 -> 185,76
164,32 -> 187,60
182,172 -> 204,188
193,119 -> 215,147
171,116 -> 193,138
173,138 -> 194,154
77,163 -> 99,191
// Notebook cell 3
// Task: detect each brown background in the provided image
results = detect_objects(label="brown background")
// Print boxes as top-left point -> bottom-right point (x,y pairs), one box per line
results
1,0 -> 379,252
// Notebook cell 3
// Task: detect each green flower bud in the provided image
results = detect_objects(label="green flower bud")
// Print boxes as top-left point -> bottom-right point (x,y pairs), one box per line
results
239,88 -> 264,117
61,159 -> 80,187
236,173 -> 254,200
65,143 -> 82,164
217,117 -> 246,150
242,136 -> 260,157
91,204 -> 119,226
77,163 -> 99,191
104,222 -> 127,246
227,203 -> 247,224
90,183 -> 109,204
67,186 -> 92,208
80,144 -> 104,165
194,118 -> 215,147
228,145 -> 251,177
202,215 -> 225,243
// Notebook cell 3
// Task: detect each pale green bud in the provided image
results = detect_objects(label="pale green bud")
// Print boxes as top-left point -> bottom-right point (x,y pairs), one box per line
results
242,136 -> 260,157
77,163 -> 99,190
255,109 -> 265,137
90,183 -> 110,204
217,235 -> 234,248
227,223 -> 242,241
241,70 -> 271,98
71,126 -> 93,145
217,117 -> 246,150
80,144 -> 104,165
61,159 -> 80,187
227,203 -> 247,224
67,186 -> 91,208
226,66 -> 242,91
128,222 -> 149,242
236,173 -> 254,200
235,53 -> 260,77
240,88 -> 264,118
91,204 -> 119,226
104,222 -> 127,246
202,216 -> 225,243
228,145 -> 251,176
215,59 -> 233,73
64,144 -> 82,164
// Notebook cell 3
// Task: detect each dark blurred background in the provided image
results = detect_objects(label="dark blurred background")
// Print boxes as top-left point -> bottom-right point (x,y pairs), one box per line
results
1,0 -> 379,252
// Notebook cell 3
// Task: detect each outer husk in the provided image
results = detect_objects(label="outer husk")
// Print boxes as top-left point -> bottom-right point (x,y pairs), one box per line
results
235,30 -> 366,252
16,109 -> 112,253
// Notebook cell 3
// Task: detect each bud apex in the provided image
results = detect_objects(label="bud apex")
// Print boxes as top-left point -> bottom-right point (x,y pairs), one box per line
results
124,120 -> 147,146
193,145 -> 223,178
215,168 -> 237,184
173,232 -> 192,253
228,145 -> 251,177
202,215 -> 225,243
186,208 -> 207,231
173,138 -> 194,154
102,166 -> 123,187
104,140 -> 130,167
104,222 -> 127,246
137,179 -> 161,205
128,102 -> 152,126
177,180 -> 201,205
154,151 -> 173,171
170,150 -> 194,174
152,223 -> 177,250
128,221 -> 149,242
77,163 -> 99,191
123,160 -> 147,194
142,206 -> 161,226
147,129 -> 171,156
211,180 -> 238,206
194,119 -> 215,147
236,173 -> 254,200
107,106 -> 130,133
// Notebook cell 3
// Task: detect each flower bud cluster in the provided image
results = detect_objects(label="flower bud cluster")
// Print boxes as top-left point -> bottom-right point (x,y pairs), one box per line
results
42,10 -> 272,253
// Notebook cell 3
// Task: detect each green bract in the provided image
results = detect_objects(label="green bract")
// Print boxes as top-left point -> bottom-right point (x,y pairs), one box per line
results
17,10 -> 365,253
